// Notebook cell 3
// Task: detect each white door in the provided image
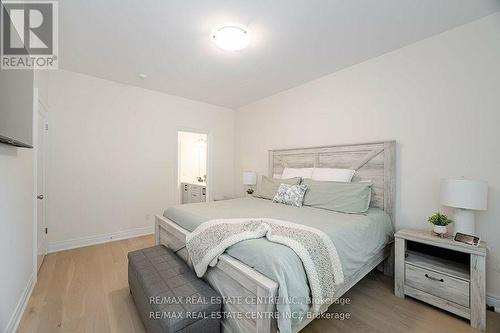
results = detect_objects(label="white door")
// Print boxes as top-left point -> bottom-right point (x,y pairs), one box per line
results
36,103 -> 48,272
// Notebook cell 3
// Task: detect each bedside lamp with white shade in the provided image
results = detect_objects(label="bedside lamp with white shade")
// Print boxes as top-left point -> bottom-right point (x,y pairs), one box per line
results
243,171 -> 257,195
440,178 -> 488,236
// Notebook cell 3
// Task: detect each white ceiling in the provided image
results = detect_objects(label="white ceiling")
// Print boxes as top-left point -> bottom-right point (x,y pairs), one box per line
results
59,0 -> 500,108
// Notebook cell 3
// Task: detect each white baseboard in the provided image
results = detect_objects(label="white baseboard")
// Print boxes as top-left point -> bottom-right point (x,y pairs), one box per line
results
47,225 -> 154,253
4,272 -> 36,333
487,293 -> 500,313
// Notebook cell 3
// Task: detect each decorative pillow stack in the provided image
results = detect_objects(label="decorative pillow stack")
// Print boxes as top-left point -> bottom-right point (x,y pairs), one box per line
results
255,167 -> 372,213
254,176 -> 301,200
272,184 -> 308,207
301,178 -> 372,214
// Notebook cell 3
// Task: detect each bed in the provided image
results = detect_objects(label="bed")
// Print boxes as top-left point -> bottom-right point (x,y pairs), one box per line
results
155,141 -> 396,333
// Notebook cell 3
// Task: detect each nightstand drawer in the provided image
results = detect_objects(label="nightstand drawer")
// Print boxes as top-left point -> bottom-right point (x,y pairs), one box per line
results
405,264 -> 470,307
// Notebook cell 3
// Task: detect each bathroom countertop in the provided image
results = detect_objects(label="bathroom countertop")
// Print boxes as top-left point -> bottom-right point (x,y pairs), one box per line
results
181,180 -> 206,187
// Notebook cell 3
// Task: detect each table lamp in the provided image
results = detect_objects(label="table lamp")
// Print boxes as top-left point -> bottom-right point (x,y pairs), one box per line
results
440,178 -> 488,236
243,171 -> 257,195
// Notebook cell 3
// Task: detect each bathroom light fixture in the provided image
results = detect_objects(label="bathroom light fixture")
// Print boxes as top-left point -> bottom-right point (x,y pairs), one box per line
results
212,25 -> 249,51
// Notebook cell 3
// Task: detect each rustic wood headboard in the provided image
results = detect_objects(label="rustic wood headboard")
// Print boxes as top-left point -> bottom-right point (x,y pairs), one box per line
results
268,141 -> 396,222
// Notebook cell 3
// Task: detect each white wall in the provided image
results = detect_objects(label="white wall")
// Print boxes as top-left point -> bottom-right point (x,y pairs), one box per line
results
46,70 -> 234,246
0,146 -> 34,332
0,69 -> 36,331
235,13 -> 500,297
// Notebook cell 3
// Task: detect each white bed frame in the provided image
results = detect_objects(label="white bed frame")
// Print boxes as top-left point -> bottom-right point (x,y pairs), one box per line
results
155,141 -> 396,333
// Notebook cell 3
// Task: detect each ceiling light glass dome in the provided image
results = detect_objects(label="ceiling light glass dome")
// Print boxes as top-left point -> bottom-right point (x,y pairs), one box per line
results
212,25 -> 250,52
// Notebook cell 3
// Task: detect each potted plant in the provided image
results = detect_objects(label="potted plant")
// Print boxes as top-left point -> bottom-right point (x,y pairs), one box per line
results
428,212 -> 453,236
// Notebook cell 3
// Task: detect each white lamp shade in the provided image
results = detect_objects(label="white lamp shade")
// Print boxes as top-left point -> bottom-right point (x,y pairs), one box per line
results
243,172 -> 257,185
441,179 -> 488,211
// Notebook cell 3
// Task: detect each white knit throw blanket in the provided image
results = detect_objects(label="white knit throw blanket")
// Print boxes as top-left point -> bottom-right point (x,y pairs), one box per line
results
185,218 -> 344,312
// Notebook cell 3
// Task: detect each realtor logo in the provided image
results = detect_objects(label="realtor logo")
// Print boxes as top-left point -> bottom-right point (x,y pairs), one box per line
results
1,0 -> 58,69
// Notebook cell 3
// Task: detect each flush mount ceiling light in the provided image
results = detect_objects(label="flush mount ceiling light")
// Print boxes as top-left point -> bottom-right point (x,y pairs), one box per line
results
212,25 -> 250,52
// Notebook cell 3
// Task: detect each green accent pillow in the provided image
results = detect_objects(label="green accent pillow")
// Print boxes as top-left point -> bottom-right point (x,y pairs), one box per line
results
302,178 -> 372,214
255,176 -> 301,200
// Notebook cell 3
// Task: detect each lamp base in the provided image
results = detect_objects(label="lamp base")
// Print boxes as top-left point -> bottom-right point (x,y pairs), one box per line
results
453,208 -> 476,236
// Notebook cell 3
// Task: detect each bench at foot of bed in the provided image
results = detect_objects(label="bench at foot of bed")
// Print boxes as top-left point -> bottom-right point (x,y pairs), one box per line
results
128,245 -> 221,333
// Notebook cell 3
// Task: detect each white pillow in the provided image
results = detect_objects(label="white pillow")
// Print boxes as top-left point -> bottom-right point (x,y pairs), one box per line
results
311,168 -> 355,182
281,167 -> 314,179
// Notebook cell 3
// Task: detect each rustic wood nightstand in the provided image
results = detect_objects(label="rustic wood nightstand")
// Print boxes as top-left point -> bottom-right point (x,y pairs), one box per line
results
394,229 -> 487,331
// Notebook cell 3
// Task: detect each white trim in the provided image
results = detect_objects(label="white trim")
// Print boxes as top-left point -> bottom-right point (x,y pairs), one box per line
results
34,96 -> 49,272
47,225 -> 154,253
4,272 -> 36,333
487,293 -> 500,313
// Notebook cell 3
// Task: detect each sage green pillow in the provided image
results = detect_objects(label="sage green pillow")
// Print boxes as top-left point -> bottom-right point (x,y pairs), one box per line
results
255,176 -> 301,200
302,178 -> 372,214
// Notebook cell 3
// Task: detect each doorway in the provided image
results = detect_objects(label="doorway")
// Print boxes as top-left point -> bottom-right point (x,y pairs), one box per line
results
177,131 -> 208,204
36,101 -> 48,272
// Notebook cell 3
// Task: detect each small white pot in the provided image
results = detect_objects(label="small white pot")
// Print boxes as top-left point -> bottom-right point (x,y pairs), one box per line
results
433,225 -> 447,235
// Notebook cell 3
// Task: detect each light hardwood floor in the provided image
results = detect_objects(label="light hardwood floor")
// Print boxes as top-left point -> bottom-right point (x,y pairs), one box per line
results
19,235 -> 500,333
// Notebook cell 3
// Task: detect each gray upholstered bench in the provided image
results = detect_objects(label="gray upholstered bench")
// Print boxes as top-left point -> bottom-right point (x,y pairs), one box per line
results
128,245 -> 221,333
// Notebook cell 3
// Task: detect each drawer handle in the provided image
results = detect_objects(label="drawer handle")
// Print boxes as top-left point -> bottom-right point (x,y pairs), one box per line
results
425,274 -> 444,282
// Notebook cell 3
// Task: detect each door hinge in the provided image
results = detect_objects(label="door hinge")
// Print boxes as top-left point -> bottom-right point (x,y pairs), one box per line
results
45,124 -> 49,131
45,227 -> 48,234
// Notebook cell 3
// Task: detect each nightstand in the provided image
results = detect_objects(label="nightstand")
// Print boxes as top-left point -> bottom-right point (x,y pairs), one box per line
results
394,229 -> 487,331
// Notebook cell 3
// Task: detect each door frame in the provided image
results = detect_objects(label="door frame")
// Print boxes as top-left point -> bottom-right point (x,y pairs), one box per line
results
33,89 -> 49,274
176,128 -> 211,204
